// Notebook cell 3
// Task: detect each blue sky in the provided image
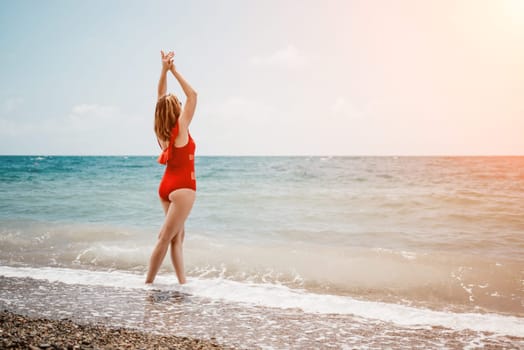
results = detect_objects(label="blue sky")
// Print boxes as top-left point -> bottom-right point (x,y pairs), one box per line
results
1,0 -> 523,155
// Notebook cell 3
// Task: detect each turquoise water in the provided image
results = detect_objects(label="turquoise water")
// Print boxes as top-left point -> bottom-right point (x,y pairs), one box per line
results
0,156 -> 161,226
1,155 -> 523,318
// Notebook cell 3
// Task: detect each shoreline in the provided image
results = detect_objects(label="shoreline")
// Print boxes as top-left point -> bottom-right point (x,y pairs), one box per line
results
1,274 -> 523,349
0,310 -> 230,350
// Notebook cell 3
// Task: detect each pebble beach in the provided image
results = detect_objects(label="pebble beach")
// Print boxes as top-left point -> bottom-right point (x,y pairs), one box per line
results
1,311 -> 228,350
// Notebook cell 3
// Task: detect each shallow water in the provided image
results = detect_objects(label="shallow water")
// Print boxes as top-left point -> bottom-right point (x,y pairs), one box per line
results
1,274 -> 523,349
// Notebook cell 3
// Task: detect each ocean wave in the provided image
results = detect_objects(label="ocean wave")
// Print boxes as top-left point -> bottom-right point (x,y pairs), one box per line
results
2,234 -> 523,317
0,265 -> 523,338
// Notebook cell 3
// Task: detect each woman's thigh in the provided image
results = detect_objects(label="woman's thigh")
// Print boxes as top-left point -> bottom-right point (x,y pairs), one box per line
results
160,198 -> 170,216
160,189 -> 195,240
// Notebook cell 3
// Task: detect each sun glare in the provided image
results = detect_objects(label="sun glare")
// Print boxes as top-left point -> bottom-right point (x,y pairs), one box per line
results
503,0 -> 524,24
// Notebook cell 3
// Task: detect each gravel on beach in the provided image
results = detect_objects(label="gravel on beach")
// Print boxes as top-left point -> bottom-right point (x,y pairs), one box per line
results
0,310 -> 230,350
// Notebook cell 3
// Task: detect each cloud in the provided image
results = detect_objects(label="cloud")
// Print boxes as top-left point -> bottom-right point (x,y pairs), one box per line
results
0,103 -> 151,154
216,96 -> 251,117
250,45 -> 307,69
331,97 -> 365,119
3,97 -> 24,113
71,104 -> 116,115
66,104 -> 122,131
212,96 -> 275,125
193,95 -> 280,154
0,103 -> 128,136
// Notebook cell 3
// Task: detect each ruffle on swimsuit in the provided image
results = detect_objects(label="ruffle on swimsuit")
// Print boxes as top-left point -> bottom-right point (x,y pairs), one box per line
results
157,123 -> 179,165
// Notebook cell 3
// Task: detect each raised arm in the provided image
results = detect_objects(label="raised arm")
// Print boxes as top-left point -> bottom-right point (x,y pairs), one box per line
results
157,51 -> 174,100
170,64 -> 198,128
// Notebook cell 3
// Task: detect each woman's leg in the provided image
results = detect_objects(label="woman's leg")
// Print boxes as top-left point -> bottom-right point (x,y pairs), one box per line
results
170,226 -> 186,283
146,189 -> 195,284
162,197 -> 187,283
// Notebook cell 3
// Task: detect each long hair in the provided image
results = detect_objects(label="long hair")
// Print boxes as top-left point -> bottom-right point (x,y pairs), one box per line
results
154,94 -> 182,141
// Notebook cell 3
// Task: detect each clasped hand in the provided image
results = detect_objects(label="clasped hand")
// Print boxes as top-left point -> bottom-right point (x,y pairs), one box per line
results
161,50 -> 175,71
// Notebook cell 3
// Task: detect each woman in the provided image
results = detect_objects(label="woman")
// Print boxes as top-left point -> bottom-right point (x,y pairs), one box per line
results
145,50 -> 198,284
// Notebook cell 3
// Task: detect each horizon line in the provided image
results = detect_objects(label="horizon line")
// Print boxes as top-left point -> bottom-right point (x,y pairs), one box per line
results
1,154 -> 523,157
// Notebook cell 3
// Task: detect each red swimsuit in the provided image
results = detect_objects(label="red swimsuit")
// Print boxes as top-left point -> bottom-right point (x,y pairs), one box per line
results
157,122 -> 196,201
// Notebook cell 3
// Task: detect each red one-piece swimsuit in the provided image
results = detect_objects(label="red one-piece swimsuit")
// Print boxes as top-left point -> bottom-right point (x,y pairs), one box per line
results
157,122 -> 196,201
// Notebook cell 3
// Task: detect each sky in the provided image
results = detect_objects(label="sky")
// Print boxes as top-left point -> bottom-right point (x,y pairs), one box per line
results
0,0 -> 523,156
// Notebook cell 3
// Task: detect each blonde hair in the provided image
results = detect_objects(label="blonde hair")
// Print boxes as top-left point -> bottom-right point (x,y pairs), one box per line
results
154,94 -> 182,141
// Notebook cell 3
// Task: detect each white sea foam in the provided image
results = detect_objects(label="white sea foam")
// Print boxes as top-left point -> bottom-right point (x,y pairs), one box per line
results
1,265 -> 523,337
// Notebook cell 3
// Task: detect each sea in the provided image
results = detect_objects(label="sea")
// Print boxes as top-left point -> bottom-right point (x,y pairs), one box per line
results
0,155 -> 523,349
